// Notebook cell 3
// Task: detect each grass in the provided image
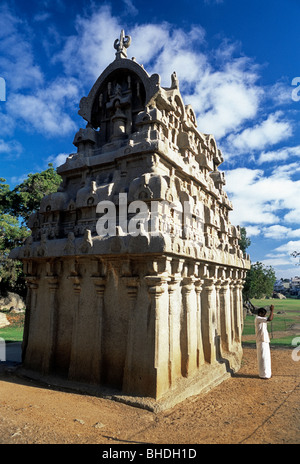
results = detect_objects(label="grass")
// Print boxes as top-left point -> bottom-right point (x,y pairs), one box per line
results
0,312 -> 25,343
1,297 -> 299,346
243,298 -> 300,347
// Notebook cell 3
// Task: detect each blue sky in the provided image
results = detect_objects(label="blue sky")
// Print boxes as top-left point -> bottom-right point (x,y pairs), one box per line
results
1,0 -> 300,279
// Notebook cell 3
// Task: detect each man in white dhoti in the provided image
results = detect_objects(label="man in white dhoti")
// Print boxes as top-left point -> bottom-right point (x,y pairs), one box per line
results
255,305 -> 274,379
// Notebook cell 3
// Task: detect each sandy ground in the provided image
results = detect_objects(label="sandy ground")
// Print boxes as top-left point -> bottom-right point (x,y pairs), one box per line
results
0,345 -> 299,446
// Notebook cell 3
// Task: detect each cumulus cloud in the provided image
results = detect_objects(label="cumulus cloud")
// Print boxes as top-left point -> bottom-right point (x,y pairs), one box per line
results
258,145 -> 300,164
53,6 -> 121,81
274,240 -> 300,254
262,225 -> 300,240
47,152 -> 69,168
52,7 -> 265,142
225,166 -> 300,227
0,4 -> 80,138
224,111 -> 293,155
7,78 -> 79,136
0,138 -> 23,157
0,4 -> 43,92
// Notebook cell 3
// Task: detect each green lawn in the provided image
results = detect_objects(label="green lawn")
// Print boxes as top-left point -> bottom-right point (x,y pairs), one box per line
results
0,312 -> 24,343
1,298 -> 299,346
243,298 -> 300,346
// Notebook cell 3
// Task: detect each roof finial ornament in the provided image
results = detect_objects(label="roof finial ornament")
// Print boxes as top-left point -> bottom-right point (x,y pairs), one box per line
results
114,30 -> 131,60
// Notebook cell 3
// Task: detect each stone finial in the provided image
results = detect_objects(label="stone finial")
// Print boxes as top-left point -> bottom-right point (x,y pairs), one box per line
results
114,29 -> 131,59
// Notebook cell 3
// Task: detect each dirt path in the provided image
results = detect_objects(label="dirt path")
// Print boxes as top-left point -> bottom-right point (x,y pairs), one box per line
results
0,346 -> 299,445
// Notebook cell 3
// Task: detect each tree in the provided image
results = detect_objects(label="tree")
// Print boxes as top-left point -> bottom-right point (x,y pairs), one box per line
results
0,214 -> 30,296
9,163 -> 62,225
243,261 -> 276,300
0,164 -> 62,296
239,227 -> 251,254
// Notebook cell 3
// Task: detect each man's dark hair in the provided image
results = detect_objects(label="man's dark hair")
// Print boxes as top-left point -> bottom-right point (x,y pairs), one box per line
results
258,308 -> 267,317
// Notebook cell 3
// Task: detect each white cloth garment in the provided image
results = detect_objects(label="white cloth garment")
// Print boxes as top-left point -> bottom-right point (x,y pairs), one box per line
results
255,316 -> 272,379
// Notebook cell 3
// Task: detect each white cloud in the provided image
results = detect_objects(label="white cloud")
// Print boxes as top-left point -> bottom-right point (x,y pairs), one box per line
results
245,225 -> 262,237
47,152 -> 69,168
188,66 -> 262,139
53,6 -> 121,81
53,8 -> 263,141
263,225 -> 300,240
0,5 -> 82,138
0,5 -> 43,92
274,240 -> 300,254
262,256 -> 294,266
258,145 -> 300,164
6,77 -> 79,136
225,111 -> 292,155
0,138 -> 22,157
225,167 -> 300,227
33,12 -> 51,22
266,81 -> 293,106
122,0 -> 138,16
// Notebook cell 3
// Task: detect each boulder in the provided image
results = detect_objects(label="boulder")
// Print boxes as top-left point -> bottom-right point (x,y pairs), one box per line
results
0,312 -> 10,328
0,292 -> 25,313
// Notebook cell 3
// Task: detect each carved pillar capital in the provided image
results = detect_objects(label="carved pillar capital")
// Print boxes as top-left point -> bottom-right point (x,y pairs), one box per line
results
181,276 -> 195,294
91,276 -> 106,296
122,276 -> 139,299
194,278 -> 204,293
203,277 -> 216,292
168,276 -> 181,293
68,275 -> 81,294
45,275 -> 59,292
25,275 -> 39,290
145,275 -> 168,297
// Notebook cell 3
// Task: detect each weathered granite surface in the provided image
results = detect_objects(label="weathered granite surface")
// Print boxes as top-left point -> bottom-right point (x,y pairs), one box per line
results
11,31 -> 250,410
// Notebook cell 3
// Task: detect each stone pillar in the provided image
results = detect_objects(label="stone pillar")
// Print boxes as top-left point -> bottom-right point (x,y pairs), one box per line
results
167,276 -> 181,386
194,278 -> 204,367
214,277 -> 222,360
145,275 -> 169,399
235,276 -> 244,344
42,274 -> 59,375
68,262 -> 82,380
219,279 -> 231,353
229,275 -> 235,346
22,275 -> 39,364
91,276 -> 106,383
232,274 -> 241,343
201,277 -> 217,364
181,276 -> 197,377
240,271 -> 247,333
122,276 -> 139,392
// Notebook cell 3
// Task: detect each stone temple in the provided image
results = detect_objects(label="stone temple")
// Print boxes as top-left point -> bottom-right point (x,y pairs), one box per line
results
11,31 -> 250,411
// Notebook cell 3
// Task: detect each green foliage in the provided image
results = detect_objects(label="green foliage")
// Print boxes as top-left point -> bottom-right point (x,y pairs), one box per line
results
0,164 -> 61,296
239,227 -> 251,253
9,163 -> 62,224
243,261 -> 276,299
0,214 -> 30,296
0,178 -> 12,213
